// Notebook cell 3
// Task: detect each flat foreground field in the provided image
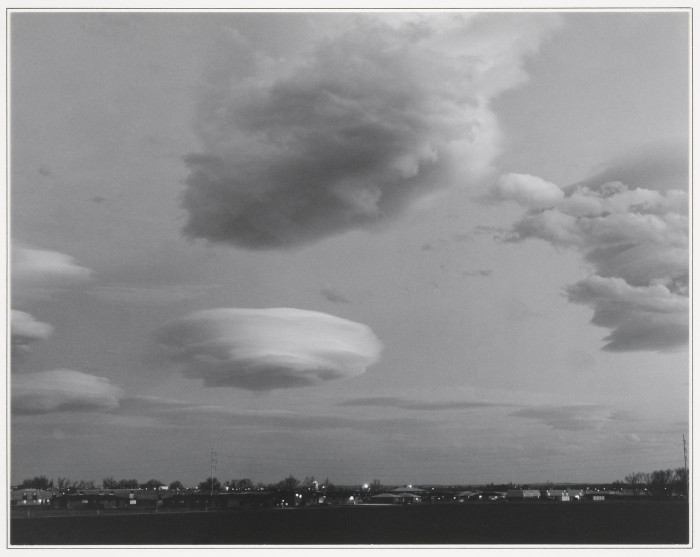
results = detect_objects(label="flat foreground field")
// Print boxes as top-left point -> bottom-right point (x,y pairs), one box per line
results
11,500 -> 689,546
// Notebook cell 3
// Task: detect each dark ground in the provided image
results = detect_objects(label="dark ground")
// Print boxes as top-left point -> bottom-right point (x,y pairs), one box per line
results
10,500 -> 689,546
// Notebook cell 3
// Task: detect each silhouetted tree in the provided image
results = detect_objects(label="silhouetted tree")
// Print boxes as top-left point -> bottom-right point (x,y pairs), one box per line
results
17,476 -> 53,490
369,479 -> 382,491
102,477 -> 118,489
650,469 -> 674,497
140,479 -> 165,490
278,475 -> 300,491
198,477 -> 221,493
229,478 -> 253,491
624,472 -> 644,495
57,477 -> 71,490
116,479 -> 139,489
169,480 -> 185,491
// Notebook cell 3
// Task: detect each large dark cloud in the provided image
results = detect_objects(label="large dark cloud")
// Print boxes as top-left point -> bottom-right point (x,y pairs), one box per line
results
153,307 -> 382,391
495,145 -> 688,352
181,14 -> 561,249
12,369 -> 123,415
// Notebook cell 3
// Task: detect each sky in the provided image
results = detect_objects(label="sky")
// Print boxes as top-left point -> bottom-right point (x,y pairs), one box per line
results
9,10 -> 690,488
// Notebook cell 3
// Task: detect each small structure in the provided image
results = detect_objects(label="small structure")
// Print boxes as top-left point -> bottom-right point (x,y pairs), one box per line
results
545,489 -> 570,502
370,492 -> 401,504
506,489 -> 540,501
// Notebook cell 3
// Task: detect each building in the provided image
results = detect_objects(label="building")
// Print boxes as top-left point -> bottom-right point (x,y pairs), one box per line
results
10,489 -> 53,507
506,489 -> 541,501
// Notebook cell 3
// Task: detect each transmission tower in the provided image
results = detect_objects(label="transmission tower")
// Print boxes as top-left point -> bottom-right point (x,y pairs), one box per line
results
210,449 -> 218,496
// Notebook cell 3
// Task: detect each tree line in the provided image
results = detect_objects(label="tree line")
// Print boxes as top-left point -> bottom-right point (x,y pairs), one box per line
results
621,468 -> 688,497
13,474 -> 384,493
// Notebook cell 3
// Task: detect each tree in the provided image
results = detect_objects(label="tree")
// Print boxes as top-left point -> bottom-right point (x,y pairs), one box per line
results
141,479 -> 165,490
57,477 -> 71,490
198,477 -> 221,493
116,479 -> 139,489
673,467 -> 688,498
278,475 -> 300,491
650,469 -> 674,497
102,477 -> 118,489
18,476 -> 53,490
624,472 -> 644,495
301,476 -> 317,492
229,479 -> 253,491
169,480 -> 185,491
369,479 -> 382,491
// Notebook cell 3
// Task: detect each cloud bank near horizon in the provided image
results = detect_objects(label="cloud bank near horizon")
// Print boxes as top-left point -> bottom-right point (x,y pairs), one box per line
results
494,145 -> 688,352
181,13 -> 561,250
153,308 -> 382,391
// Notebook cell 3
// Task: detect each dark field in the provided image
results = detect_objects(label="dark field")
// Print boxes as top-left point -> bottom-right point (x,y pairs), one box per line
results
11,501 -> 689,546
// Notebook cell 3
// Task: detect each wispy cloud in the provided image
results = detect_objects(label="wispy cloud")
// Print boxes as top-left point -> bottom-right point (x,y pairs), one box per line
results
181,13 -> 561,249
118,395 -> 427,433
509,404 -> 625,431
152,307 -> 382,391
493,144 -> 688,352
340,396 -> 513,411
12,369 -> 123,415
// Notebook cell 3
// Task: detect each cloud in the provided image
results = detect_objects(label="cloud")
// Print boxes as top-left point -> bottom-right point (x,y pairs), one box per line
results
117,396 -> 427,433
510,404 -> 622,431
565,276 -> 687,352
153,307 -> 382,391
340,396 -> 511,411
11,310 -> 53,362
181,14 -> 561,249
12,369 -> 123,415
320,287 -> 351,304
500,146 -> 688,352
12,244 -> 93,303
90,284 -> 214,305
490,173 -> 564,209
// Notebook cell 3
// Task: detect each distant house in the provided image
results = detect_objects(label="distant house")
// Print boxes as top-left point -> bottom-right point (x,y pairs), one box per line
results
370,492 -> 401,504
506,489 -> 540,501
545,489 -> 571,502
456,491 -> 477,501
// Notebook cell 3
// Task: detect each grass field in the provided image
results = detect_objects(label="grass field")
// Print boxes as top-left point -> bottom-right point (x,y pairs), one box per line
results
10,500 -> 689,546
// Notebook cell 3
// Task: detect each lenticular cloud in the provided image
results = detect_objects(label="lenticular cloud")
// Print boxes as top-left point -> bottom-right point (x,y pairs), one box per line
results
12,369 -> 123,415
153,308 -> 383,391
181,14 -> 561,249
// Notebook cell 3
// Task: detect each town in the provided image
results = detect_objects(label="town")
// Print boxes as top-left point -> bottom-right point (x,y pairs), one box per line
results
11,467 -> 688,514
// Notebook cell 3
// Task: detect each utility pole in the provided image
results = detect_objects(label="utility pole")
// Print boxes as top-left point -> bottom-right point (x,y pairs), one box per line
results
683,435 -> 689,498
210,449 -> 218,496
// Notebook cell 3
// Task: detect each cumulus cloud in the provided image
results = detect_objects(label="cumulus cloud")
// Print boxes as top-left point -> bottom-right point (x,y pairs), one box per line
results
181,13 -> 561,249
501,147 -> 688,352
510,404 -> 622,431
11,310 -> 53,362
153,308 -> 382,391
12,369 -> 123,415
490,173 -> 564,209
12,244 -> 93,303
